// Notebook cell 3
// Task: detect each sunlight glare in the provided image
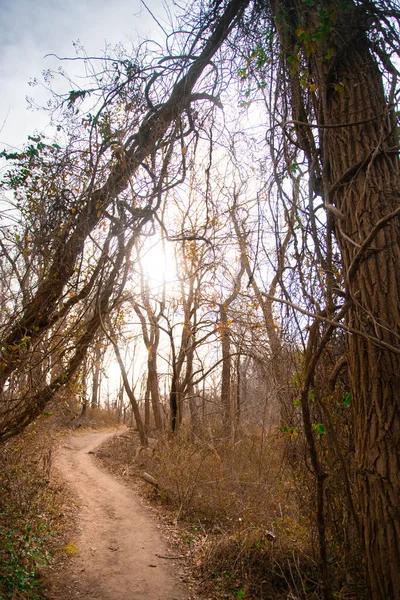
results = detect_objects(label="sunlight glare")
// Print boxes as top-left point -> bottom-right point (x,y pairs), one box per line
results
138,239 -> 177,293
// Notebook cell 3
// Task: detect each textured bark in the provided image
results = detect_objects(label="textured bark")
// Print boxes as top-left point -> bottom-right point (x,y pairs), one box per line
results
327,59 -> 400,600
271,1 -> 400,596
317,20 -> 399,600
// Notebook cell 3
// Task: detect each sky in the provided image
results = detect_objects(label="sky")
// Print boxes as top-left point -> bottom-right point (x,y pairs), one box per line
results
0,0 -> 168,150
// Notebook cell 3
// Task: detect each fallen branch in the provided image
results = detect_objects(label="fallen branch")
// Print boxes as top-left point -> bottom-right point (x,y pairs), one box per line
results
142,472 -> 159,488
155,554 -> 185,560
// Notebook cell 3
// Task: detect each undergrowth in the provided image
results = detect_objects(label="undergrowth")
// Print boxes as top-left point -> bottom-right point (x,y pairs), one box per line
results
98,425 -> 364,599
0,417 -> 62,599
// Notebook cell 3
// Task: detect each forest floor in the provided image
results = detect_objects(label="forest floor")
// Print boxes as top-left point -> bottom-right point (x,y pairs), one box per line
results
45,429 -> 193,600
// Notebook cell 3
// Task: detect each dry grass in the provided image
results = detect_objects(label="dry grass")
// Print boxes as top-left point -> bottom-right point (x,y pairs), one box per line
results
74,406 -> 123,429
149,428 -> 290,526
50,400 -> 122,430
96,427 -> 324,598
96,421 -> 365,599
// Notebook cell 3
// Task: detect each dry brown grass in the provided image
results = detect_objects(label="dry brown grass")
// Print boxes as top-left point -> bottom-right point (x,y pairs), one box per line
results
96,422 -> 364,599
149,428 -> 289,525
50,399 -> 122,430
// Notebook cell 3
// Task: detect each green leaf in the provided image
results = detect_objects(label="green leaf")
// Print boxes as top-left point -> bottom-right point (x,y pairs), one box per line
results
325,47 -> 334,60
312,423 -> 326,435
343,392 -> 352,406
67,89 -> 88,108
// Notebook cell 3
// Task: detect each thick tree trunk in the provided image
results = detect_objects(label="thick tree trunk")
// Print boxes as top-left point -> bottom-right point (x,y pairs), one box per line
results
316,18 -> 399,600
326,61 -> 400,600
272,1 -> 400,595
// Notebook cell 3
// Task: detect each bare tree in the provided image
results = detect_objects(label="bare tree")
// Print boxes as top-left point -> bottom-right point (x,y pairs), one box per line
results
0,0 -> 250,441
131,242 -> 165,432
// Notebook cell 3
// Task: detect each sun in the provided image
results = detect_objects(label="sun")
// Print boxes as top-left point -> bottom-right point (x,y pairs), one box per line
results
136,237 -> 178,294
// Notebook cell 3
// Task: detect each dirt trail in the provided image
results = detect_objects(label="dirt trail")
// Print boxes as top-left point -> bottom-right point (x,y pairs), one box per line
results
49,430 -> 190,600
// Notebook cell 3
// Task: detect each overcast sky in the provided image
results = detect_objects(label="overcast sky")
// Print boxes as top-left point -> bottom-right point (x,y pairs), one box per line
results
0,0 -> 168,149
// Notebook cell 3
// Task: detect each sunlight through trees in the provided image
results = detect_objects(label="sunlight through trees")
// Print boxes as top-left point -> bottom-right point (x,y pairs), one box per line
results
1,1 -> 399,597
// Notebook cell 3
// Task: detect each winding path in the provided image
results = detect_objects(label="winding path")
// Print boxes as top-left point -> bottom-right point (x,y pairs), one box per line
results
49,430 -> 189,600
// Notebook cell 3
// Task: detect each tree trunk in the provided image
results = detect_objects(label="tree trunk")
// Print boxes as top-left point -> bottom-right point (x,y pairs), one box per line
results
91,344 -> 101,408
273,1 -> 400,595
317,18 -> 399,600
148,348 -> 163,430
220,304 -> 232,430
117,384 -> 124,423
111,337 -> 147,446
186,343 -> 200,431
328,61 -> 400,600
169,375 -> 179,433
81,358 -> 88,417
235,353 -> 241,430
217,226 -> 246,435
144,376 -> 151,432
132,291 -> 164,431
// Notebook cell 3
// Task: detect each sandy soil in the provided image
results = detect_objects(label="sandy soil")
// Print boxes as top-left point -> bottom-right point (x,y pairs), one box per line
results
48,430 -> 190,600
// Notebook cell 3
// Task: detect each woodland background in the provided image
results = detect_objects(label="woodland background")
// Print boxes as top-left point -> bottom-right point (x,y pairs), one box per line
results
0,1 -> 399,598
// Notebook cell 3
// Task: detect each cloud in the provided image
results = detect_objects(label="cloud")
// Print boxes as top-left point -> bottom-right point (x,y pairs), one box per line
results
0,0 -> 166,147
